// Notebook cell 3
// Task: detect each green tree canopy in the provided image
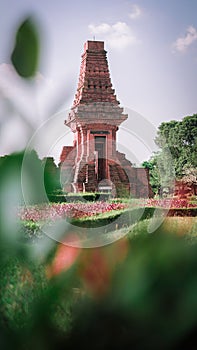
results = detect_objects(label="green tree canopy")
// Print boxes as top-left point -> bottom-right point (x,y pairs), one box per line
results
143,114 -> 197,194
155,114 -> 197,177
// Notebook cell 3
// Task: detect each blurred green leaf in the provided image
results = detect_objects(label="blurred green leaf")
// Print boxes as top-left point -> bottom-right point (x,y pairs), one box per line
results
11,17 -> 39,78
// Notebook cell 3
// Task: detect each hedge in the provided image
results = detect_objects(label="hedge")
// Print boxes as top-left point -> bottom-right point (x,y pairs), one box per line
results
19,207 -> 197,242
48,192 -> 111,203
68,207 -> 197,228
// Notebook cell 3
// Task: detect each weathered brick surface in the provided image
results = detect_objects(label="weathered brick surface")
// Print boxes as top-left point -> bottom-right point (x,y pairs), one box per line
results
73,41 -> 118,106
174,180 -> 197,198
59,146 -> 76,163
59,41 -> 152,197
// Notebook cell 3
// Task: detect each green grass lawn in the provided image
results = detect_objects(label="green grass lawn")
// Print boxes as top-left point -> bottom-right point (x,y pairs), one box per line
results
128,216 -> 197,238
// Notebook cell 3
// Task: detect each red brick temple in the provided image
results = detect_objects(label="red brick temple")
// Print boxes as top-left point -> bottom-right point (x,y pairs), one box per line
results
60,40 -> 152,197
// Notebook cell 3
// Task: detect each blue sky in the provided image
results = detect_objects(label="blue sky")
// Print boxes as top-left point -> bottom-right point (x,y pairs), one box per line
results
0,0 -> 197,163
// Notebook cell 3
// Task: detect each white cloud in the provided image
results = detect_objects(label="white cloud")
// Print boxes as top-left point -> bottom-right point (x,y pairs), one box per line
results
129,4 -> 142,20
89,23 -> 111,35
172,26 -> 197,53
88,22 -> 138,50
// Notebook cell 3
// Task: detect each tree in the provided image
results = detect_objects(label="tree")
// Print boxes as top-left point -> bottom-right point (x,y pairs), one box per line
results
155,114 -> 197,177
143,114 -> 197,195
142,158 -> 160,195
142,149 -> 175,196
42,157 -> 62,198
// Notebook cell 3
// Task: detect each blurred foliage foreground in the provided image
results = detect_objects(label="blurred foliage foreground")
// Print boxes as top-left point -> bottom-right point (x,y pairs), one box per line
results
1,225 -> 197,350
0,151 -> 197,349
0,16 -> 197,350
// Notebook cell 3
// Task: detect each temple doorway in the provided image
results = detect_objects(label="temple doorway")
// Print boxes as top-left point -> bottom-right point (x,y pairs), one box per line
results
95,136 -> 106,181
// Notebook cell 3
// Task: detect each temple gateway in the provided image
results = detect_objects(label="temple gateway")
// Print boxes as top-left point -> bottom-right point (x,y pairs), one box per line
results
59,40 -> 152,197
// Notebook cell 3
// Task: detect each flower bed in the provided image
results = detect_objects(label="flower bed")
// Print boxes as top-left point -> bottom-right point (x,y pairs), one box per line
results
19,202 -> 127,222
145,198 -> 197,209
19,198 -> 197,223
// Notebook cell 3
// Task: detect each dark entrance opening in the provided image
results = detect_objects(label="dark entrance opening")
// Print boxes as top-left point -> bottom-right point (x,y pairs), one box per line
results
95,136 -> 106,181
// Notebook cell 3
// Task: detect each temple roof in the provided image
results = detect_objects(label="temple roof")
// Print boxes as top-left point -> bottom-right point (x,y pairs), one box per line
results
72,40 -> 120,106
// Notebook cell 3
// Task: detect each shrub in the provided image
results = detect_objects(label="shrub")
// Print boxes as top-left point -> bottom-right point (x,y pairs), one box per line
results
0,257 -> 47,331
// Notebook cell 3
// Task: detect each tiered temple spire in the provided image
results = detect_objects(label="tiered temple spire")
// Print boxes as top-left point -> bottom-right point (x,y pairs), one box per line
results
60,40 -> 152,197
73,41 -> 118,106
